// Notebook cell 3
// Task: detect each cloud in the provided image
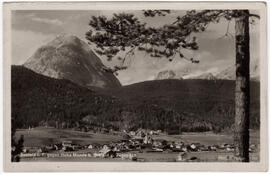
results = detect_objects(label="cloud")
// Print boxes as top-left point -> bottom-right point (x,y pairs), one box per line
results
31,16 -> 63,26
27,14 -> 64,26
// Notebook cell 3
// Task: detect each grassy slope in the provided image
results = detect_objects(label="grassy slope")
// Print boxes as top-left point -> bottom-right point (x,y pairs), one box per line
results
15,127 -> 123,146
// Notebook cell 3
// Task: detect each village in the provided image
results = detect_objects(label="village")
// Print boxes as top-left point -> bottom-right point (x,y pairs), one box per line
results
19,128 -> 259,162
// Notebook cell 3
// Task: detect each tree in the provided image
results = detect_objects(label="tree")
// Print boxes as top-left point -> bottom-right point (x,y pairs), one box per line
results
234,10 -> 250,162
86,9 -> 259,162
11,117 -> 24,162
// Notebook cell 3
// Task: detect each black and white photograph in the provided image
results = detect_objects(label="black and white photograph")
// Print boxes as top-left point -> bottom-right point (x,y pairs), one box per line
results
2,1 -> 268,172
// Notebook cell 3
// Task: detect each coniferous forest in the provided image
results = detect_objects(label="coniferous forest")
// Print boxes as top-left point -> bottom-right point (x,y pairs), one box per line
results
12,65 -> 260,134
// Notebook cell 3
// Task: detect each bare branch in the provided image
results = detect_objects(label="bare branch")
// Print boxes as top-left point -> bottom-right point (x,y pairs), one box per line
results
121,46 -> 137,67
218,20 -> 234,41
249,13 -> 260,19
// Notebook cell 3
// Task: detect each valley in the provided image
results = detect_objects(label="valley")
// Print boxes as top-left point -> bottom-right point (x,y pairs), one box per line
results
11,35 -> 261,163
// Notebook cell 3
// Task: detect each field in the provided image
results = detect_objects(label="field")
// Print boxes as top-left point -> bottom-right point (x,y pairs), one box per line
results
155,131 -> 260,145
15,127 -> 260,162
15,127 -> 124,146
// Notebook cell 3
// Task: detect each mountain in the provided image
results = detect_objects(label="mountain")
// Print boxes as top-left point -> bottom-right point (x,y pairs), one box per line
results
216,59 -> 259,81
215,65 -> 234,80
156,70 -> 177,80
196,73 -> 216,80
155,70 -> 216,80
156,59 -> 259,81
155,70 -> 186,80
186,72 -> 216,80
23,34 -> 121,88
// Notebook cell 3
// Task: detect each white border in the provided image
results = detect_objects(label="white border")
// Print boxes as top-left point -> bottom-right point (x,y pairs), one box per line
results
1,1 -> 269,172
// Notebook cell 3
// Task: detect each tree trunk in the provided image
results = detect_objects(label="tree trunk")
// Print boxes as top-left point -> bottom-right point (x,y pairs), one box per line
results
234,10 -> 250,162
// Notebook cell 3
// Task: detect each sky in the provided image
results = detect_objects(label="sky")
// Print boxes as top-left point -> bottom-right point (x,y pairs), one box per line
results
12,10 -> 260,85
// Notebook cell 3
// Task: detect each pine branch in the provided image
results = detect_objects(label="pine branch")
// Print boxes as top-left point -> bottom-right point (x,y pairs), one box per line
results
249,13 -> 260,19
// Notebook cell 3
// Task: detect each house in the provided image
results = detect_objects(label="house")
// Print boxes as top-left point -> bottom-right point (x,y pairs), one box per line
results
220,143 -> 229,149
23,147 -> 43,153
217,154 -> 234,161
181,146 -> 188,152
101,144 -> 110,151
112,145 -> 121,152
54,143 -> 63,150
199,146 -> 209,151
130,138 -> 143,144
91,143 -> 102,149
93,152 -> 103,158
206,144 -> 218,151
149,130 -> 160,135
129,131 -> 136,136
226,146 -> 234,152
143,134 -> 153,144
62,141 -> 72,147
152,147 -> 163,152
153,140 -> 162,147
190,143 -> 202,151
22,148 -> 28,153
62,141 -> 81,151
250,144 -> 256,150
118,152 -> 137,160
135,129 -> 146,138
153,139 -> 167,148
45,144 -> 56,151
96,146 -> 117,158
176,152 -> 188,161
169,143 -> 175,149
249,144 -> 256,152
175,144 -> 182,149
175,141 -> 184,146
105,150 -> 117,158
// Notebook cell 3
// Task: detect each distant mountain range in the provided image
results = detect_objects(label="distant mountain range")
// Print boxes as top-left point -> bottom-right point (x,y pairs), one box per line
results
24,34 -> 121,89
156,70 -> 184,80
216,59 -> 259,81
155,59 -> 259,81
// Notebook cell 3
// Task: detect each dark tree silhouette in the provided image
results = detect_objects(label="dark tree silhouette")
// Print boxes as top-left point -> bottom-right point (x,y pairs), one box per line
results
86,10 -> 259,162
11,117 -> 24,162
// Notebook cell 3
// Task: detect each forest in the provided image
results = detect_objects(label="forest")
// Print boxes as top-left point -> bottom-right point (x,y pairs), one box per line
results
12,65 -> 260,134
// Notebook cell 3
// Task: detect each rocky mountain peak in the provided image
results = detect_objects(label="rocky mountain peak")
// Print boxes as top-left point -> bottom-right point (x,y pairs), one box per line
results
156,70 -> 176,80
23,34 -> 121,88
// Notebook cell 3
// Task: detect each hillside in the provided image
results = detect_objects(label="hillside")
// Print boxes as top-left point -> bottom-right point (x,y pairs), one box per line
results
12,66 -> 182,132
105,79 -> 260,131
12,66 -> 260,133
23,34 -> 121,88
11,65 -> 123,129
